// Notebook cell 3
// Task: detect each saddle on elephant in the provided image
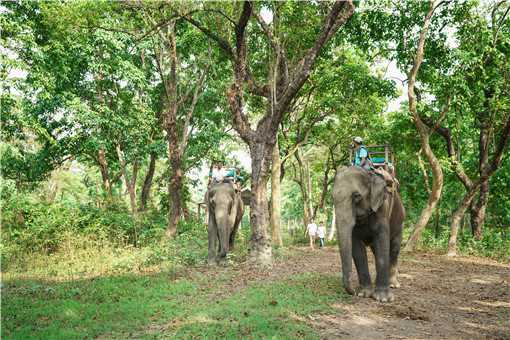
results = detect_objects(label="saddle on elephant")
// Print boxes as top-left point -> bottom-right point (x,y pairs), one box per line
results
349,143 -> 399,189
208,163 -> 244,191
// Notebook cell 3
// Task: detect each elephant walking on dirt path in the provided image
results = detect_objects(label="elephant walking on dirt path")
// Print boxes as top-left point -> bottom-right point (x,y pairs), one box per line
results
332,166 -> 405,302
206,182 -> 244,265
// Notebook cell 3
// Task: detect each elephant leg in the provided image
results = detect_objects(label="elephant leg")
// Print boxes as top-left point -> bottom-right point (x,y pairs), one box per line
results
208,216 -> 218,265
372,224 -> 393,302
229,231 -> 235,250
352,236 -> 372,298
389,230 -> 402,288
229,204 -> 242,250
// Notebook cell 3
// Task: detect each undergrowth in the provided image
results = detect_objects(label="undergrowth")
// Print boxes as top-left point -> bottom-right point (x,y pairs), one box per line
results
1,200 -> 251,281
418,226 -> 510,261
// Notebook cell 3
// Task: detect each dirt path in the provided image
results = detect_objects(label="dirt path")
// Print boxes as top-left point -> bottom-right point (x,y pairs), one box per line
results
199,247 -> 510,339
306,248 -> 510,339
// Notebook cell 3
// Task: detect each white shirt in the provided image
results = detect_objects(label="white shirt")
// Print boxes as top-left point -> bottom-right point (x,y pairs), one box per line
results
212,167 -> 226,182
307,223 -> 318,236
317,225 -> 326,238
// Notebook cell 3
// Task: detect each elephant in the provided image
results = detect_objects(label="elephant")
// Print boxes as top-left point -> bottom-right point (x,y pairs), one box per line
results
332,166 -> 405,302
206,182 -> 244,265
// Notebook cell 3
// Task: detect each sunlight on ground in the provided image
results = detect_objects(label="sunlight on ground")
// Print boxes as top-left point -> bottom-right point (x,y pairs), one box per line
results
475,300 -> 510,308
470,275 -> 504,284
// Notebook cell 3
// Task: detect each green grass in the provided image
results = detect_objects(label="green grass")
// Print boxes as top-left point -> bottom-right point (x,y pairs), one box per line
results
2,273 -> 198,339
2,271 -> 347,339
168,273 -> 347,339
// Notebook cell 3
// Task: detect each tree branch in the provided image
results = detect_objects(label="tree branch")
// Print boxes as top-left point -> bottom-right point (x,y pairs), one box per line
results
183,15 -> 235,58
485,115 -> 510,176
184,11 -> 268,97
227,1 -> 256,142
180,63 -> 209,154
279,0 -> 355,113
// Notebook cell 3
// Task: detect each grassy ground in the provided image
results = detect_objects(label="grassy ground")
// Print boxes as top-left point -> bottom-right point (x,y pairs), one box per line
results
3,246 -> 510,339
3,221 -> 508,339
2,265 -> 346,339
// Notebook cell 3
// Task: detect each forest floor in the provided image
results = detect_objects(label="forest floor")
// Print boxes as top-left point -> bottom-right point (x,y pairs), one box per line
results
298,247 -> 510,339
3,246 -> 510,339
182,246 -> 510,339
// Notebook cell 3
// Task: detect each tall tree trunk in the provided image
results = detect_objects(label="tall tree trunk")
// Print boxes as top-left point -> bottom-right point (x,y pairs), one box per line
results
151,20 -> 207,237
313,154 -> 333,220
448,182 -> 481,256
327,207 -> 336,241
448,116 -> 510,255
434,202 -> 441,239
139,152 -> 156,211
166,149 -> 183,238
116,144 -> 137,216
116,144 -> 140,247
403,0 -> 444,252
305,157 -> 313,221
471,119 -> 490,239
471,179 -> 489,239
248,142 -> 272,266
404,133 -> 443,251
270,139 -> 283,247
97,148 -> 112,199
295,148 -> 313,227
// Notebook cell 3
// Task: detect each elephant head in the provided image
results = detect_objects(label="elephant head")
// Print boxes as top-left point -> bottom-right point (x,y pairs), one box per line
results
207,183 -> 243,263
370,174 -> 387,213
332,167 -> 389,293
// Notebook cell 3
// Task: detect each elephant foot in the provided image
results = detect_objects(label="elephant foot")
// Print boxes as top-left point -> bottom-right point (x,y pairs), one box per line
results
390,278 -> 401,288
343,282 -> 355,296
207,259 -> 217,266
217,258 -> 229,267
356,286 -> 373,298
372,288 -> 394,303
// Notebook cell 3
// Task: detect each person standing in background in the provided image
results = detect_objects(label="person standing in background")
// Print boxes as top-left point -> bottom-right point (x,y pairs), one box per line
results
306,220 -> 318,249
317,222 -> 326,249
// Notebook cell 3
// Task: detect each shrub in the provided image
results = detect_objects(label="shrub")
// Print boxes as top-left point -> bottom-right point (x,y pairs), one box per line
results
419,226 -> 510,261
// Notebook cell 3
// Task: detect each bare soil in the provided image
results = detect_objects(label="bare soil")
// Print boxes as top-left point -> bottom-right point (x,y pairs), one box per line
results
199,246 -> 510,339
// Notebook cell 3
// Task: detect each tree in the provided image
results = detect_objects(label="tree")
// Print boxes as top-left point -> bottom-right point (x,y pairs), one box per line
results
279,46 -> 395,233
403,0 -> 446,252
336,0 -> 462,251
450,0 -> 510,240
133,3 -> 212,236
392,0 -> 510,253
187,1 -> 355,265
270,136 -> 283,247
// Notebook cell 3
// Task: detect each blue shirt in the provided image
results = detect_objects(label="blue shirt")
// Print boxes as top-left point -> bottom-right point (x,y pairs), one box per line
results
354,146 -> 368,167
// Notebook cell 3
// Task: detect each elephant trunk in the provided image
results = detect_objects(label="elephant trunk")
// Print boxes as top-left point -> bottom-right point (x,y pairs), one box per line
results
336,204 -> 355,295
216,210 -> 230,259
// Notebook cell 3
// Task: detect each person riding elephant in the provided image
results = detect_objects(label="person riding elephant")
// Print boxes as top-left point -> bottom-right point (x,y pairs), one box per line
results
206,182 -> 244,265
352,136 -> 372,171
352,136 -> 395,184
332,166 -> 405,302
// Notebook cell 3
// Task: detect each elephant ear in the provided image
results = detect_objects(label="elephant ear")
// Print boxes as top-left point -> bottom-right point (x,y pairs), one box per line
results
370,175 -> 386,212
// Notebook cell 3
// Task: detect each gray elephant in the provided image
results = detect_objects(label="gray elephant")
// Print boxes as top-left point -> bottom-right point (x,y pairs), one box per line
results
206,182 -> 244,265
332,166 -> 405,302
